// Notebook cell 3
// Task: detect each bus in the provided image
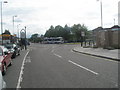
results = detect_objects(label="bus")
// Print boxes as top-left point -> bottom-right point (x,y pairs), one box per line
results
44,37 -> 64,44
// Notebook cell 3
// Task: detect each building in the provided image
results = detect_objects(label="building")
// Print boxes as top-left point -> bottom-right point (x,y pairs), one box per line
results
92,25 -> 120,49
0,34 -> 17,45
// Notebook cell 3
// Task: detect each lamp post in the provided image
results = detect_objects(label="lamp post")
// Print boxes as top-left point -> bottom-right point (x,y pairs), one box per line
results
17,24 -> 20,39
1,1 -> 8,45
24,26 -> 27,50
13,15 -> 17,35
97,0 -> 103,27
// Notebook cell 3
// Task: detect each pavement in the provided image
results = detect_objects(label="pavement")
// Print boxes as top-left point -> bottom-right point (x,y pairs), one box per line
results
73,46 -> 120,61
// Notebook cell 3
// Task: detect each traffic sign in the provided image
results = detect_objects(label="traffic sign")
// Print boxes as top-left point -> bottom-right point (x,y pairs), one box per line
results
81,32 -> 85,36
20,32 -> 25,38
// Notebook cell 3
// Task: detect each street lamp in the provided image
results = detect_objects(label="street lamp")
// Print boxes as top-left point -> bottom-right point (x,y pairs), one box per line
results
1,1 -> 8,45
17,24 -> 20,39
13,15 -> 17,34
97,0 -> 103,27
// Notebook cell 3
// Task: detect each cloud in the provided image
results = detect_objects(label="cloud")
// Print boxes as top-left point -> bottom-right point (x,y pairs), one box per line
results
14,19 -> 22,23
0,0 -> 119,36
4,7 -> 36,16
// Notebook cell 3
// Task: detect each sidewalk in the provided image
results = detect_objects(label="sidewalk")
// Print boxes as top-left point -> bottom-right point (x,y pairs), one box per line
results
73,46 -> 120,61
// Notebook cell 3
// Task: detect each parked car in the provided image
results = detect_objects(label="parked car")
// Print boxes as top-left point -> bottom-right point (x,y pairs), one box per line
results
0,68 -> 6,89
4,44 -> 20,58
0,46 -> 12,75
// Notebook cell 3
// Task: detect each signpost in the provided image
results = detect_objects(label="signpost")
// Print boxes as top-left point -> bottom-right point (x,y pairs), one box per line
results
81,31 -> 85,37
20,31 -> 25,38
20,27 -> 27,50
81,31 -> 86,47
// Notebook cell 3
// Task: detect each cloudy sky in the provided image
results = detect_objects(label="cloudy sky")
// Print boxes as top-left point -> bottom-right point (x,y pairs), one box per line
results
1,0 -> 119,37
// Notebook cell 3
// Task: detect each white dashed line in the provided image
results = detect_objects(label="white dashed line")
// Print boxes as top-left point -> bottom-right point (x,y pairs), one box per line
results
71,49 -> 74,52
51,49 -> 54,53
16,50 -> 30,89
68,60 -> 99,75
54,53 -> 62,58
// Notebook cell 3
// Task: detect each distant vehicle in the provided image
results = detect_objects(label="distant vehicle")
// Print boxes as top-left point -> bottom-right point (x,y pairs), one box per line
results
0,46 -> 12,75
44,37 -> 64,44
0,68 -> 6,89
4,44 -> 20,59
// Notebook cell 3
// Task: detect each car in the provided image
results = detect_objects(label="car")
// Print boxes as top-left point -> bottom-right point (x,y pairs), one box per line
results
0,67 -> 6,89
0,46 -> 12,75
4,43 -> 20,59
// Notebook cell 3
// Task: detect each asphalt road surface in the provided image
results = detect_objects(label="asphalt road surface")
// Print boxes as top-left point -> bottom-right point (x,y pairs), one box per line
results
4,43 -> 118,88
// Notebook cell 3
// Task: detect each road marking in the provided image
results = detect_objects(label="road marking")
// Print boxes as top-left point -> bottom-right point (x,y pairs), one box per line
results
68,60 -> 99,75
54,53 -> 62,58
25,56 -> 31,63
16,50 -> 30,89
71,49 -> 74,52
51,49 -> 54,53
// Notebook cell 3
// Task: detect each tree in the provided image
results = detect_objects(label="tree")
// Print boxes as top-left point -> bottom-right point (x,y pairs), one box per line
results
62,24 -> 71,41
44,23 -> 89,42
29,34 -> 39,43
71,24 -> 88,42
2,30 -> 11,35
44,25 -> 55,37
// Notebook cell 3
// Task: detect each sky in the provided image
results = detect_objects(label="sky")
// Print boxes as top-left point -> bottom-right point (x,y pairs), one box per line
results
1,0 -> 119,37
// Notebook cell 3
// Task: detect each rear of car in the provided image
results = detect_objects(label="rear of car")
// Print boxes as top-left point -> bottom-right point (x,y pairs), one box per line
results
4,44 -> 20,58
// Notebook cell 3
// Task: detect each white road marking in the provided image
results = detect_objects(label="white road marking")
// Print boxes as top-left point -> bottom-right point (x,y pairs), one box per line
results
54,53 -> 62,58
68,60 -> 99,75
25,56 -> 31,63
71,49 -> 74,52
51,49 -> 54,53
16,50 -> 30,89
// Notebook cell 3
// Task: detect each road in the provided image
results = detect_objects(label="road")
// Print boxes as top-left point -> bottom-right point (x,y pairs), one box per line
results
4,43 -> 118,88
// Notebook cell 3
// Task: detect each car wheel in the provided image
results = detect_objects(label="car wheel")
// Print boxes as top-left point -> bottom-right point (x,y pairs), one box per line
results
12,52 -> 16,58
14,52 -> 16,57
18,51 -> 20,56
2,64 -> 6,75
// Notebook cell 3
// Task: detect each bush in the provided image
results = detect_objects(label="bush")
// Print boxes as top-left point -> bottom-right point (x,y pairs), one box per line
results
83,46 -> 91,48
92,45 -> 98,48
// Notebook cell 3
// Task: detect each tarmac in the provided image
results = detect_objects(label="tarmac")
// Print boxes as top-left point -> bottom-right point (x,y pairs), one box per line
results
73,46 -> 120,61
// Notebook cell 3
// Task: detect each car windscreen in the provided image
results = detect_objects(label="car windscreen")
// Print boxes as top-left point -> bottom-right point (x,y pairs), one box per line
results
5,44 -> 13,49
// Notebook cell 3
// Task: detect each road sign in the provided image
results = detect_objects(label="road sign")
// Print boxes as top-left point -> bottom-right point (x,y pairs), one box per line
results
81,32 -> 85,36
20,32 -> 25,38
